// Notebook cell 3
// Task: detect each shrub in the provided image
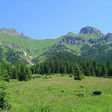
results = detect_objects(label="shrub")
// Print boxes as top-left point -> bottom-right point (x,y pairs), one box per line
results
2,74 -> 10,82
74,74 -> 84,80
76,93 -> 85,97
33,75 -> 41,79
92,90 -> 102,96
61,74 -> 66,76
60,90 -> 64,93
80,85 -> 84,88
43,75 -> 48,79
69,74 -> 73,77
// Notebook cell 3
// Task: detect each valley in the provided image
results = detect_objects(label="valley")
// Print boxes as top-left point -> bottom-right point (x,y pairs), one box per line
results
4,75 -> 112,112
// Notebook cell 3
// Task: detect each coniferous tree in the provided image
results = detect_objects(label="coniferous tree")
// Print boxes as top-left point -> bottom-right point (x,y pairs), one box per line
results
101,64 -> 108,77
18,65 -> 32,81
74,65 -> 84,80
0,83 -> 10,110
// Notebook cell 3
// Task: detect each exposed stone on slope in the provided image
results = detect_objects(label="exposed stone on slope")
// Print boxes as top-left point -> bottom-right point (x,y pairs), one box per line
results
59,36 -> 87,45
0,28 -> 30,38
103,33 -> 112,41
79,26 -> 103,35
0,41 -> 21,49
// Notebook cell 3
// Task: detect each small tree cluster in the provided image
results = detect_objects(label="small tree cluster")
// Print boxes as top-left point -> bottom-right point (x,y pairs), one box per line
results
0,83 -> 10,110
17,65 -> 32,81
74,65 -> 84,80
0,62 -> 13,82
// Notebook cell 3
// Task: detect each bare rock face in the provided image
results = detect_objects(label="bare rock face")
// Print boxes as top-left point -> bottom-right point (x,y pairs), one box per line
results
79,26 -> 103,35
103,33 -> 112,41
0,41 -> 21,49
0,28 -> 30,38
59,36 -> 87,45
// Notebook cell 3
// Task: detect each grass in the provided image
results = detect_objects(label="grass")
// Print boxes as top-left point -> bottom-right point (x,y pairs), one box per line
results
0,34 -> 62,49
0,33 -> 107,58
0,34 -> 63,57
63,32 -> 103,39
65,44 -> 84,55
2,75 -> 112,112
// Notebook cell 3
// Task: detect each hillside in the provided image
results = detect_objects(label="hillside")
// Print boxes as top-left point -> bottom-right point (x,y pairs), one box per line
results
0,26 -> 112,64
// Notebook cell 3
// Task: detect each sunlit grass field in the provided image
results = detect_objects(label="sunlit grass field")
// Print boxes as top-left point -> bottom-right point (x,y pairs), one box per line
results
4,75 -> 112,112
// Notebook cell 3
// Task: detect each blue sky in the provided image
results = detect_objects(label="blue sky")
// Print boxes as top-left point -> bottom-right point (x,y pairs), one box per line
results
0,0 -> 112,39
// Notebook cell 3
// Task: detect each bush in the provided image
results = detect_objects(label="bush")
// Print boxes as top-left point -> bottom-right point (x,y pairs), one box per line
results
0,83 -> 10,110
80,85 -> 84,88
2,74 -> 10,82
76,93 -> 85,97
74,75 -> 84,80
69,74 -> 73,77
92,90 -> 102,96
43,75 -> 48,79
60,90 -> 64,93
33,75 -> 41,79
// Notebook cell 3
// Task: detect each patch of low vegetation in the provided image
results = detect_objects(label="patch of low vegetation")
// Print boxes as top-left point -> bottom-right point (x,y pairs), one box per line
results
76,93 -> 85,97
68,74 -> 73,77
92,90 -> 102,96
33,75 -> 41,79
29,102 -> 52,112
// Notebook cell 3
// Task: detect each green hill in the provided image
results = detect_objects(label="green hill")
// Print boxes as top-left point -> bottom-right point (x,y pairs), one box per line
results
0,26 -> 112,64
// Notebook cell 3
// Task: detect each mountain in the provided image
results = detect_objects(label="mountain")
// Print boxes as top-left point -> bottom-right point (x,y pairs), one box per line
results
79,26 -> 103,35
0,26 -> 112,64
0,28 -> 30,38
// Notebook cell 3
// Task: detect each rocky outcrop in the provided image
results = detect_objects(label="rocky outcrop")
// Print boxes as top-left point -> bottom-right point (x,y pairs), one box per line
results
58,36 -> 87,45
79,26 -> 103,35
0,41 -> 21,49
0,28 -> 30,38
102,33 -> 112,41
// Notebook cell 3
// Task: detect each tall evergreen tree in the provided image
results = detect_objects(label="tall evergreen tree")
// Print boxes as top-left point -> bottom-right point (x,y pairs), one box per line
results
18,65 -> 32,81
74,65 -> 84,80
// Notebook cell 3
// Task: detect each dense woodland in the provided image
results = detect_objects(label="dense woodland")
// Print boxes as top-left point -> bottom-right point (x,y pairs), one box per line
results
0,52 -> 112,82
31,52 -> 112,77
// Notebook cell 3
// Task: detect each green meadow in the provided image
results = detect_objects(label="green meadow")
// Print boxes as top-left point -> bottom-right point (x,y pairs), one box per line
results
2,75 -> 112,112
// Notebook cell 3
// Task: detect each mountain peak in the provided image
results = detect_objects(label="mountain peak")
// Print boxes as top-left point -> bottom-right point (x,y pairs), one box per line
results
79,26 -> 103,35
0,28 -> 30,38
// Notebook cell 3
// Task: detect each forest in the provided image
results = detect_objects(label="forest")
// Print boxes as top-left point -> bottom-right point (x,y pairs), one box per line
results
0,52 -> 112,82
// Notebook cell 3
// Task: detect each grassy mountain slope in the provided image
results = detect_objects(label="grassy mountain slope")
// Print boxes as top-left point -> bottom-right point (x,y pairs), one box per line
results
0,46 -> 28,64
0,33 -> 62,49
0,30 -> 112,64
63,32 -> 103,39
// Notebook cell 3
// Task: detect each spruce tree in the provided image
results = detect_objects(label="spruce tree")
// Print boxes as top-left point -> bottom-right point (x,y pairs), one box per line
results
74,65 -> 84,80
101,65 -> 108,77
18,65 -> 32,81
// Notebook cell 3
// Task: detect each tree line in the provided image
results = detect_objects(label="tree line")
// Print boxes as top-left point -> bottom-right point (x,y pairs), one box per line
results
31,52 -> 112,78
0,52 -> 112,82
0,61 -> 32,82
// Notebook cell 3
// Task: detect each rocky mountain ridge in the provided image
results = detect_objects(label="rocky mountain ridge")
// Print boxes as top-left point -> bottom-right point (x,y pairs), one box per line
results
0,28 -> 30,38
0,26 -> 112,64
79,26 -> 103,35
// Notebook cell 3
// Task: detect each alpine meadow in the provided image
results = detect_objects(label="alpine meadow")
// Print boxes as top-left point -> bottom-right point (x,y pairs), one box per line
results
1,0 -> 112,112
